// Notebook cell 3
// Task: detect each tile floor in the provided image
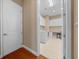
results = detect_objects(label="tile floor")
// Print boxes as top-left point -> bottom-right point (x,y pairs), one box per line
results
40,37 -> 63,59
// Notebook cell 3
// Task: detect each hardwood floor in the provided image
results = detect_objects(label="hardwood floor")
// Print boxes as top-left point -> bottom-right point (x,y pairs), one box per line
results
2,48 -> 47,59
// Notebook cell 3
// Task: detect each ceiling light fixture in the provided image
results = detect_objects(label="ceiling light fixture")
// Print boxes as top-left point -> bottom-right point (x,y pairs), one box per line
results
48,0 -> 54,7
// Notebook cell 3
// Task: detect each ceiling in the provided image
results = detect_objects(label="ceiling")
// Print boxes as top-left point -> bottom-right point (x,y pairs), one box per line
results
40,0 -> 64,16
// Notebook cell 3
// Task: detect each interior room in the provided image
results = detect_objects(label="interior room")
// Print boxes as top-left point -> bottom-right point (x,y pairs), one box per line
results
40,16 -> 64,59
0,0 -> 47,59
0,0 -> 78,59
40,0 -> 64,59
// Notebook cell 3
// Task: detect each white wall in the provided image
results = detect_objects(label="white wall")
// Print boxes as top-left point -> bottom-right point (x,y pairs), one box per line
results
23,0 -> 38,54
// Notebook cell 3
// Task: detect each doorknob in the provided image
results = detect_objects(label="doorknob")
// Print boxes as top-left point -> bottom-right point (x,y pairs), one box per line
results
3,33 -> 7,36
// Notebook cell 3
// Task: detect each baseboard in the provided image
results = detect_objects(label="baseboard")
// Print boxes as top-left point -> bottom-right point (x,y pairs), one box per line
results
0,56 -> 2,59
22,45 -> 39,56
0,45 -> 39,58
1,46 -> 22,59
0,55 -> 3,59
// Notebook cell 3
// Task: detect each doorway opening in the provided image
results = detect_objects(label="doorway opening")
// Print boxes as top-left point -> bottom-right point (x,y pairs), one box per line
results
39,0 -> 66,59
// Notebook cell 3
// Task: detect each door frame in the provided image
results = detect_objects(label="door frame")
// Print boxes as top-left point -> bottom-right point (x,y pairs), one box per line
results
36,0 -> 71,59
0,0 -> 3,57
64,0 -> 71,59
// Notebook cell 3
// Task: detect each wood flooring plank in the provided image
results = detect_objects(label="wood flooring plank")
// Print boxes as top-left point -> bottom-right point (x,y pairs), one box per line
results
2,48 -> 47,59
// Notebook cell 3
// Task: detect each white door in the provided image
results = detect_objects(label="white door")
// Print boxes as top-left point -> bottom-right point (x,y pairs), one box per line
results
2,0 -> 22,56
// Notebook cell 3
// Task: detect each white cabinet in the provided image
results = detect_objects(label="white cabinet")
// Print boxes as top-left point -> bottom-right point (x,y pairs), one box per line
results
49,18 -> 63,27
40,31 -> 48,43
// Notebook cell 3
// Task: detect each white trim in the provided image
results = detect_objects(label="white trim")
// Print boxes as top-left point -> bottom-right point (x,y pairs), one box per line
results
36,0 -> 40,56
65,0 -> 71,59
0,45 -> 39,58
0,46 -> 22,59
0,55 -> 3,59
0,0 -> 3,57
22,45 -> 39,56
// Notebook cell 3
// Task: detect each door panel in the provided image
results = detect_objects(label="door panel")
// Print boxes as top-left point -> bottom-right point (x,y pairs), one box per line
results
3,0 -> 22,56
